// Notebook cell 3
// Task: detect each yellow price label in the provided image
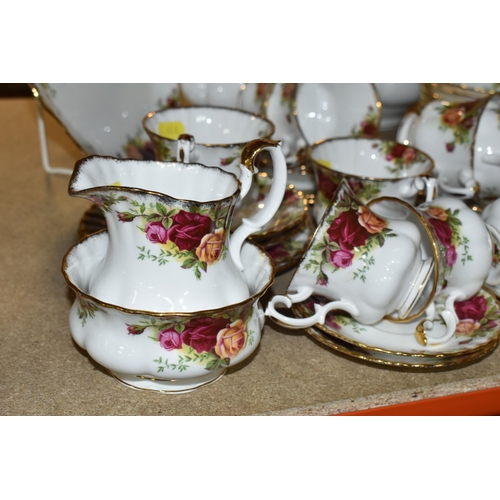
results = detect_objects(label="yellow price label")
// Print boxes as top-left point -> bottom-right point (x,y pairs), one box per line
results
158,121 -> 185,140
316,159 -> 331,169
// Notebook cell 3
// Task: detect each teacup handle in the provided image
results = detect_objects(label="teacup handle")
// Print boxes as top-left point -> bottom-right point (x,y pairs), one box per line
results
437,174 -> 479,199
265,286 -> 360,329
176,134 -> 195,163
415,290 -> 462,347
229,138 -> 288,271
398,176 -> 437,203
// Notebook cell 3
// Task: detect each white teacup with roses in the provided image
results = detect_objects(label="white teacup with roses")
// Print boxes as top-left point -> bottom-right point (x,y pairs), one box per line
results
309,137 -> 437,224
265,180 -> 436,329
397,97 -> 490,198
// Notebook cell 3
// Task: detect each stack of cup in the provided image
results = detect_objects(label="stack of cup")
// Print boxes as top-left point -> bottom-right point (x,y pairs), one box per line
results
265,179 -> 499,348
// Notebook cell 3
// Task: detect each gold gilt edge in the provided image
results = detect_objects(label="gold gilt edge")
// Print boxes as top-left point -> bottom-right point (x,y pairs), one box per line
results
292,300 -> 500,360
305,326 -> 498,369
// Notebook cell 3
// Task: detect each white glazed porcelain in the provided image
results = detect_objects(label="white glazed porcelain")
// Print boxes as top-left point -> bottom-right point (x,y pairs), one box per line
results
179,83 -> 269,114
69,141 -> 287,312
309,137 -> 436,223
262,83 -> 304,161
142,105 -> 275,177
294,83 -> 381,146
373,83 -> 421,131
397,97 -> 489,198
265,180 -> 435,329
472,94 -> 500,200
369,196 -> 494,345
63,231 -> 274,393
481,198 -> 500,286
31,83 -> 180,158
296,290 -> 500,359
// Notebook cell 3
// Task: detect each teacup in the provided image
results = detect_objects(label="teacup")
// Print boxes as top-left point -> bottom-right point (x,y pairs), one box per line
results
397,97 -> 489,198
472,94 -> 500,200
368,195 -> 494,345
143,105 -> 275,177
373,83 -> 421,131
265,180 -> 436,329
308,137 -> 437,223
62,231 -> 274,393
68,139 -> 287,312
420,83 -> 500,106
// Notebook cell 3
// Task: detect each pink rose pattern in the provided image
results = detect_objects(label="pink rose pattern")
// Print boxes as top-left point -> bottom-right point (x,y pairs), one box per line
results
375,140 -> 427,177
437,99 -> 484,153
116,199 -> 232,280
351,106 -> 379,138
304,188 -> 395,286
420,204 -> 470,274
124,305 -> 255,373
315,164 -> 380,206
299,290 -> 500,343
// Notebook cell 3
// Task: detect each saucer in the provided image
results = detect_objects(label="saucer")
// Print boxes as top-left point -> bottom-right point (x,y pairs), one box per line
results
294,83 -> 381,146
32,83 -> 180,159
293,288 -> 500,363
303,321 -> 497,369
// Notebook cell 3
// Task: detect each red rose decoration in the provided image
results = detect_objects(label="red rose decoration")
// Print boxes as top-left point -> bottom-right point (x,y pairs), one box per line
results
327,209 -> 369,251
361,122 -> 377,138
428,217 -> 453,248
455,295 -> 487,322
389,143 -> 407,159
317,168 -> 337,200
166,210 -> 212,251
180,317 -> 229,354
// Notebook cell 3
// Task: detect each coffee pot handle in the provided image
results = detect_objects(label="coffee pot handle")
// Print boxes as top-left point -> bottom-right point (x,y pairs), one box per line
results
229,139 -> 288,271
398,176 -> 437,203
264,286 -> 360,329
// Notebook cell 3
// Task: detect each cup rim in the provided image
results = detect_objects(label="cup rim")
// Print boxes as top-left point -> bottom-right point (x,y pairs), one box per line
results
61,229 -> 276,318
308,136 -> 435,181
142,104 -> 275,149
366,196 -> 441,322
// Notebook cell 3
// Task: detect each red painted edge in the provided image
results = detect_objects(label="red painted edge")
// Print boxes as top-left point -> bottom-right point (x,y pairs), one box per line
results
336,386 -> 500,416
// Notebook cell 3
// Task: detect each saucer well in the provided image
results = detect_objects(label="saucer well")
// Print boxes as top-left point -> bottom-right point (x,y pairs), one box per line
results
292,288 -> 500,366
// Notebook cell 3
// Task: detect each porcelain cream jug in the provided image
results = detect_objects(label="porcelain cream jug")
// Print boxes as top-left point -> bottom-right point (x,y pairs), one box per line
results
68,139 -> 287,312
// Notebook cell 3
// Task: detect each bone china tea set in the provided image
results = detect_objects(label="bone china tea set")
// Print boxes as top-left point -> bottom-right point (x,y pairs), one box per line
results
31,82 -> 500,392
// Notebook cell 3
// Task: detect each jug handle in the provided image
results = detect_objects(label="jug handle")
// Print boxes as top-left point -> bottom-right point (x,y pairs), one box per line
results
229,138 -> 288,271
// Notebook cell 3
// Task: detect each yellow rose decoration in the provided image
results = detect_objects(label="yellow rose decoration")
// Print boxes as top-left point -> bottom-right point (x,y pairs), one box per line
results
196,228 -> 224,264
215,319 -> 247,359
425,206 -> 448,221
357,206 -> 387,234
